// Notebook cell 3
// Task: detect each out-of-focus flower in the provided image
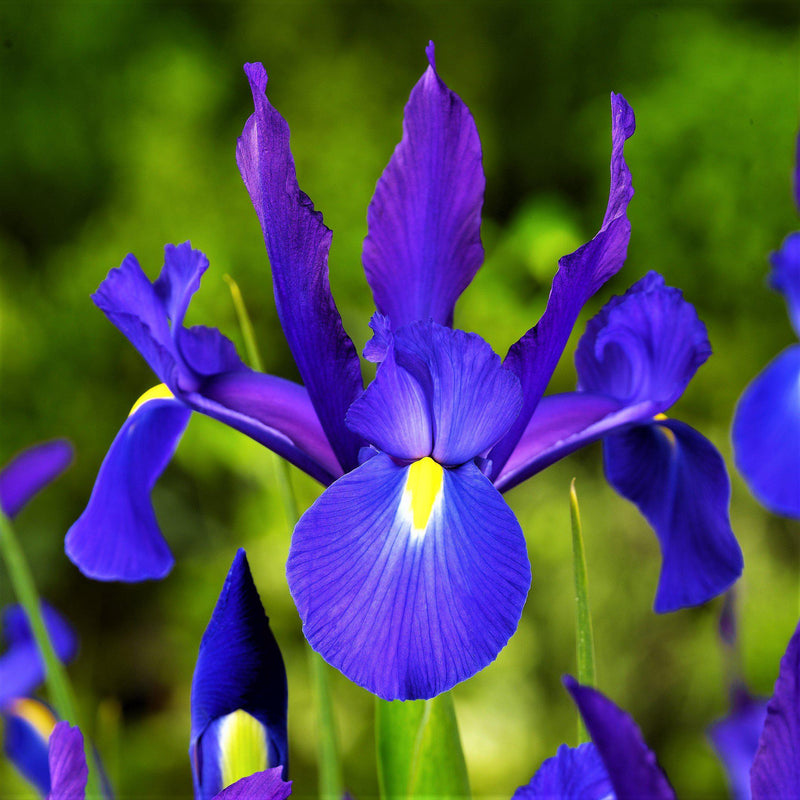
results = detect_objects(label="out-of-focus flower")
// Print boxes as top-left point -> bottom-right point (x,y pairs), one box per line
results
732,135 -> 800,518
191,549 -> 289,799
517,619 -> 800,799
1,440 -> 72,519
69,43 -> 737,700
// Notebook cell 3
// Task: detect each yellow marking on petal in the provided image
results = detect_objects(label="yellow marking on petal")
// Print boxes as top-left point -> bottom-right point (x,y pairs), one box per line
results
218,708 -> 268,790
654,414 -> 676,447
129,383 -> 174,416
7,698 -> 58,742
403,457 -> 444,532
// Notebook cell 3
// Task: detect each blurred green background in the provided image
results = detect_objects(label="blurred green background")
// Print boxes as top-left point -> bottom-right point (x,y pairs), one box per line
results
1,1 -> 798,797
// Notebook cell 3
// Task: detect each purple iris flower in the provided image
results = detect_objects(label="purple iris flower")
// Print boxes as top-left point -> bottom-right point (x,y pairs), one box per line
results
191,549 -> 289,799
732,135 -> 800,517
518,619 -> 800,799
68,44 -> 738,699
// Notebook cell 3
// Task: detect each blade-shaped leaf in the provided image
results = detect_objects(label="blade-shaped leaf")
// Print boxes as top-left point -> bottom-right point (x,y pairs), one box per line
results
376,693 -> 470,799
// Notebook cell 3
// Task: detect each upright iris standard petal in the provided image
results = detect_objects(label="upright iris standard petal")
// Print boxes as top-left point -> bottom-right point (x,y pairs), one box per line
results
489,93 -> 635,479
347,321 -> 522,467
2,698 -> 58,795
362,41 -> 485,331
0,604 -> 78,707
66,397 -> 191,581
287,452 -> 530,701
47,722 -> 88,800
0,440 -> 73,519
212,768 -> 292,800
237,63 -> 364,473
769,231 -> 800,338
191,550 -> 288,800
708,690 -> 768,800
575,272 -> 711,409
603,419 -> 742,612
732,345 -> 800,518
512,742 -> 614,800
750,620 -> 800,799
564,677 -> 676,800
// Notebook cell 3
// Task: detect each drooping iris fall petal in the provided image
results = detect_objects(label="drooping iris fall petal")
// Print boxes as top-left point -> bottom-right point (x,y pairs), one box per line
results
603,419 -> 742,612
287,452 -> 530,700
362,41 -> 485,331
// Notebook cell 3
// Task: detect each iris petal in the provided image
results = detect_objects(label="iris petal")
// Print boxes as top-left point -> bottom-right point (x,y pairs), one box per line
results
47,721 -> 88,800
564,676 -> 676,800
769,231 -> 800,338
287,452 -> 530,700
362,41 -> 485,331
0,604 -> 78,707
191,550 -> 288,800
65,397 -> 190,581
489,94 -> 636,478
237,63 -> 364,473
708,691 -> 767,800
750,620 -> 800,799
0,440 -> 73,519
347,322 -> 522,466
2,698 -> 57,795
513,742 -> 614,800
732,345 -> 800,518
603,419 -> 742,612
212,768 -> 292,800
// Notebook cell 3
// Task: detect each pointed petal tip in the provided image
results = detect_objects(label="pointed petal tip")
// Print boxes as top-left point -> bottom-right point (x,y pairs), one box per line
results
610,92 -> 636,137
243,62 -> 267,92
425,40 -> 436,70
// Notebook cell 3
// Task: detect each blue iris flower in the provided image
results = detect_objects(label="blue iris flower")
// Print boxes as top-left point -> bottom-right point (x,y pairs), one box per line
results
39,550 -> 292,800
732,134 -> 800,518
515,620 -> 800,799
68,45 -> 740,699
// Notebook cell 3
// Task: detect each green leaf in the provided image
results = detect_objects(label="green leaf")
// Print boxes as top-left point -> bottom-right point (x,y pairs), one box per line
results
376,692 -> 471,799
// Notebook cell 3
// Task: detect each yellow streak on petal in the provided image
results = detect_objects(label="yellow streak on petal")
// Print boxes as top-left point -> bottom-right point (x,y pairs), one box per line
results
404,457 -> 444,531
129,383 -> 174,417
7,698 -> 58,742
654,414 -> 676,447
218,709 -> 268,790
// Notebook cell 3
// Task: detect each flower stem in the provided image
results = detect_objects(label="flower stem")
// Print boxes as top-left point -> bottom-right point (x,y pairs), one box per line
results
224,273 -> 342,796
0,510 -> 104,797
569,479 -> 596,745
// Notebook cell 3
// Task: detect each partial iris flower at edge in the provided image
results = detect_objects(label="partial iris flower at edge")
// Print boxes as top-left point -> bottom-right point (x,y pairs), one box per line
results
513,620 -> 800,799
496,272 -> 743,613
0,603 -> 78,795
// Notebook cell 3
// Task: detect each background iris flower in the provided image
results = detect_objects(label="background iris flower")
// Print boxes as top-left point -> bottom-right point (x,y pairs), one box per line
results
732,135 -> 800,518
514,619 -> 800,799
69,44 -> 739,701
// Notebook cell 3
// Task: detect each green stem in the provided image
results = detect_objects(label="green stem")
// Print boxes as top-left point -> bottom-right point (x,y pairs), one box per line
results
0,510 -> 104,797
569,479 -> 596,745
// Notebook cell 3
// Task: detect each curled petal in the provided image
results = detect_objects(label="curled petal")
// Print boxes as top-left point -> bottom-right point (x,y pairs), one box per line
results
732,345 -> 800,518
603,419 -> 742,612
213,768 -> 292,800
153,242 -> 209,329
47,721 -> 88,800
564,676 -> 676,800
0,440 -> 73,519
2,698 -> 58,795
489,94 -> 636,479
769,231 -> 800,338
512,742 -> 613,800
191,550 -> 288,799
362,41 -> 485,330
0,604 -> 78,707
65,398 -> 191,581
347,322 -> 522,466
575,272 -> 711,410
237,62 -> 364,473
287,453 -> 530,700
750,620 -> 800,799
